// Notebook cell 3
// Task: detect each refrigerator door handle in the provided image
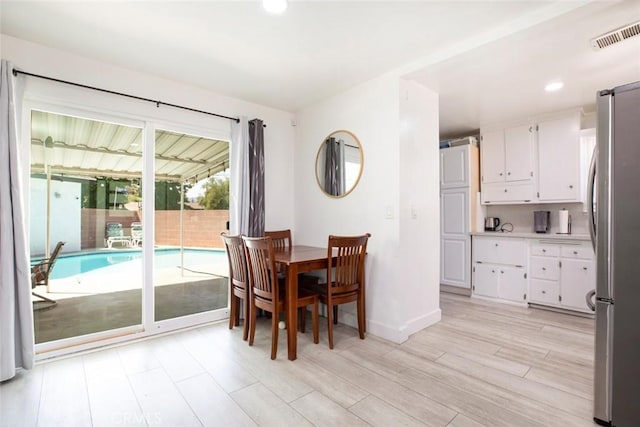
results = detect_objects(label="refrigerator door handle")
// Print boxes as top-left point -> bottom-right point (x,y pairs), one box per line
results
586,289 -> 596,311
588,147 -> 597,252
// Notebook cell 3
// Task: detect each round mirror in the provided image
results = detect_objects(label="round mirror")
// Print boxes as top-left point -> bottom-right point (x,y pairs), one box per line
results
315,130 -> 363,197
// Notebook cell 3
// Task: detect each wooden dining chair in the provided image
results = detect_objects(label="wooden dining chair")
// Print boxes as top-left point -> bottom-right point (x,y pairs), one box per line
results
243,236 -> 319,359
304,233 -> 370,349
264,228 -> 319,332
221,233 -> 250,341
264,229 -> 292,251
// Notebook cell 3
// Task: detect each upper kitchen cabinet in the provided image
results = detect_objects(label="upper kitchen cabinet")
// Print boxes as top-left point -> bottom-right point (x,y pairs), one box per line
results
480,123 -> 535,204
440,144 -> 470,188
536,111 -> 581,202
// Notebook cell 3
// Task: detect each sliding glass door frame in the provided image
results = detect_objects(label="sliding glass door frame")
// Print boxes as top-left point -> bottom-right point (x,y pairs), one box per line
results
24,101 -> 231,360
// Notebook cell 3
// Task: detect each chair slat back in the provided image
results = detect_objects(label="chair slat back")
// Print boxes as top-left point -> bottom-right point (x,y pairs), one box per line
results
264,229 -> 292,251
221,233 -> 248,292
328,234 -> 370,293
243,236 -> 279,301
49,241 -> 65,265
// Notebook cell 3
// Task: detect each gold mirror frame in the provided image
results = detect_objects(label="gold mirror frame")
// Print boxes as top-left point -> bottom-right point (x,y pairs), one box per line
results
315,130 -> 364,198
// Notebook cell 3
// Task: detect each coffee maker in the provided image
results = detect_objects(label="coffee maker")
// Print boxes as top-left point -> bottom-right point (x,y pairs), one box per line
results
534,211 -> 550,233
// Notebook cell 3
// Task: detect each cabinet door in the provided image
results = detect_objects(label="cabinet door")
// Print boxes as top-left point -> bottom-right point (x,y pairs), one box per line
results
473,263 -> 499,298
441,237 -> 470,288
441,188 -> 468,235
498,266 -> 528,302
537,115 -> 580,201
481,130 -> 505,184
440,146 -> 468,188
560,258 -> 595,311
504,124 -> 533,182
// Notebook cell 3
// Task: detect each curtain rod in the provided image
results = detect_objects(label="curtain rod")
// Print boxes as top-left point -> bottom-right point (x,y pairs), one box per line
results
12,68 -> 267,127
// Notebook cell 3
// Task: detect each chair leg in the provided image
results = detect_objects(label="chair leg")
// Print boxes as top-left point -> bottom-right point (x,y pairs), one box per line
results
242,297 -> 249,341
32,292 -> 56,304
312,300 -> 319,344
299,307 -> 306,333
249,302 -> 257,346
234,297 -> 241,327
271,311 -> 279,360
327,303 -> 334,349
357,296 -> 365,340
333,305 -> 338,325
229,295 -> 236,330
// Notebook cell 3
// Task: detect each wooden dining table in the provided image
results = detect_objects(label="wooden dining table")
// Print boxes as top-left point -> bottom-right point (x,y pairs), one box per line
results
273,245 -> 334,361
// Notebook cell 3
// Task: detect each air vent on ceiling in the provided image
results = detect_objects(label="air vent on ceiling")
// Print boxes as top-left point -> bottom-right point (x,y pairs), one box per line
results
591,21 -> 640,50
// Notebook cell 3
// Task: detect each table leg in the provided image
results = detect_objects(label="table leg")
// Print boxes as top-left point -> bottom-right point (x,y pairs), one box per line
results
286,264 -> 298,360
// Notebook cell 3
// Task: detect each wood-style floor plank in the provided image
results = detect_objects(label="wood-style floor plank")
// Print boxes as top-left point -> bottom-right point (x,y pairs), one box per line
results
1,292 -> 597,427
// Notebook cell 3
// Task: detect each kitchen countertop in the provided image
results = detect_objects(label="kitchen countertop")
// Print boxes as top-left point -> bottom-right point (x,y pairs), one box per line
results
471,231 -> 591,241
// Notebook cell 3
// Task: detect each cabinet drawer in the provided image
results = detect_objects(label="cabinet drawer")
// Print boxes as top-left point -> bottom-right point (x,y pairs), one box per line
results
530,256 -> 560,280
530,244 -> 560,257
530,279 -> 560,305
474,237 -> 527,266
560,245 -> 593,260
482,183 -> 534,204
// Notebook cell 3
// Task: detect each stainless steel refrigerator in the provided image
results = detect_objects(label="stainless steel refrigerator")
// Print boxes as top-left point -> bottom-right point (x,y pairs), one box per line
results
589,81 -> 640,426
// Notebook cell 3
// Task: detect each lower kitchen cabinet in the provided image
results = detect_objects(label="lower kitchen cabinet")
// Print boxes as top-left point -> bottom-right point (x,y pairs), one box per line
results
472,236 -> 527,303
528,241 -> 595,313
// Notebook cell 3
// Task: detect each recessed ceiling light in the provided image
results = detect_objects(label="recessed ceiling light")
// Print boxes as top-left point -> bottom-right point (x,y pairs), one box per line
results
263,0 -> 287,14
545,82 -> 564,92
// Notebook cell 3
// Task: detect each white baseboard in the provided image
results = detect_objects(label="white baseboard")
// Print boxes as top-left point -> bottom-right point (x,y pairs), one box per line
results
367,307 -> 442,344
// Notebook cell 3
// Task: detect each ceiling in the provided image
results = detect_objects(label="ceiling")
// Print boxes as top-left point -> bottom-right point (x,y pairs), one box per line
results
2,1 -> 640,137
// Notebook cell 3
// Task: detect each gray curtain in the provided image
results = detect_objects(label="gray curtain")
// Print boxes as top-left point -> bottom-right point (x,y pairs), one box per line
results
230,116 -> 250,235
0,60 -> 34,382
324,137 -> 343,196
248,119 -> 265,237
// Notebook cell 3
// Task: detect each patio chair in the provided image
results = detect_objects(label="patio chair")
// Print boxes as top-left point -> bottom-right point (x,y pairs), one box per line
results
105,222 -> 131,248
131,222 -> 143,247
31,241 -> 65,309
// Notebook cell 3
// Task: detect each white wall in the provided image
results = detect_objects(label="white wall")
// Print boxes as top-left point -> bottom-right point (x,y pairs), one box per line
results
294,73 -> 441,343
1,34 -> 296,235
30,178 -> 81,256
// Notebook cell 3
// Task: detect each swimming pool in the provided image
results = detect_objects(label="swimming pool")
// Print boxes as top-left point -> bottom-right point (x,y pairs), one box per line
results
43,248 -> 226,279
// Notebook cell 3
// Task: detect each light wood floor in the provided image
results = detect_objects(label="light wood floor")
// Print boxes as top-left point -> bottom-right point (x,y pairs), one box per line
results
0,293 -> 596,427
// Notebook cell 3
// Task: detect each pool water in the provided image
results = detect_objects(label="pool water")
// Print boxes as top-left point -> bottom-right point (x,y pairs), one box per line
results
43,249 -> 226,279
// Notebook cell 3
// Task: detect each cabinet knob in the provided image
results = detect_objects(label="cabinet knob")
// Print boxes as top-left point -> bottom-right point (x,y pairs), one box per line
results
542,290 -> 546,294
507,172 -> 511,176
495,243 -> 498,247
573,251 -> 578,255
542,249 -> 546,253
499,173 -> 503,176
583,267 -> 588,271
542,267 -> 546,271
500,270 -> 504,274
569,185 -> 574,189
504,189 -> 508,193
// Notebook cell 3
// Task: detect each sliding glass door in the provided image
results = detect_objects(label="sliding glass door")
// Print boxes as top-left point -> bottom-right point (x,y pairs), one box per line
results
153,128 -> 230,322
29,110 -> 230,349
30,110 -> 144,344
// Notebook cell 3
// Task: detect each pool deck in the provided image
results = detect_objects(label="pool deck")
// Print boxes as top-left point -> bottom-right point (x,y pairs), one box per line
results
33,259 -> 229,302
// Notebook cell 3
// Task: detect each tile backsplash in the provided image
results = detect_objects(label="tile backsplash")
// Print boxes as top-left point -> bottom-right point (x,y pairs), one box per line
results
485,203 -> 589,235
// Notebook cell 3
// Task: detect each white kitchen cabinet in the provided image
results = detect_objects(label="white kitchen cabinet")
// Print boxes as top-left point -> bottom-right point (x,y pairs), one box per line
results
441,237 -> 469,288
472,263 -> 499,298
472,236 -> 527,303
440,145 -> 469,188
537,112 -> 581,202
498,266 -> 528,303
480,130 -> 504,184
480,123 -> 534,204
528,241 -> 595,313
439,144 -> 480,291
504,124 -> 534,182
560,258 -> 595,311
